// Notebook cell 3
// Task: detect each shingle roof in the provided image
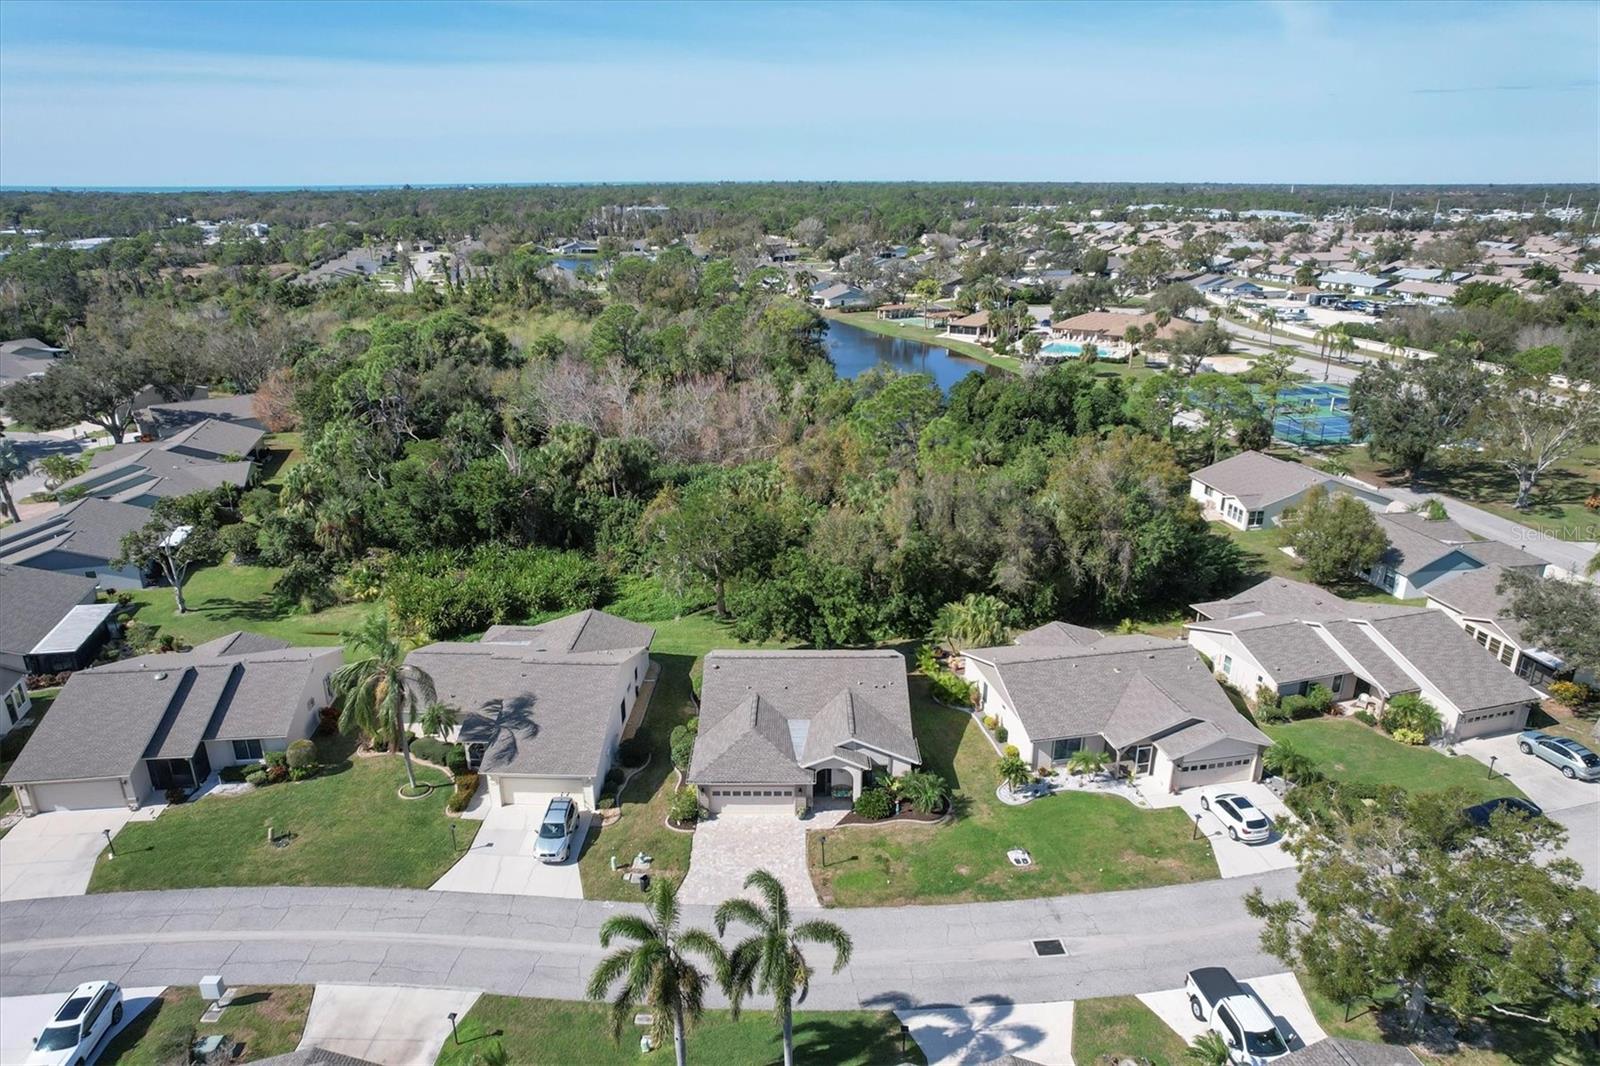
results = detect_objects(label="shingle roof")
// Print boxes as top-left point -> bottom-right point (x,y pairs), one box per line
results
139,394 -> 263,435
1457,539 -> 1551,571
1191,576 -> 1362,622
0,563 -> 98,657
162,417 -> 265,459
2,640 -> 336,785
688,650 -> 918,786
1013,620 -> 1105,647
966,630 -> 1268,752
1189,451 -> 1333,509
480,609 -> 655,654
1315,621 -> 1416,697
255,1048 -> 384,1066
1199,615 -> 1352,683
1279,1038 -> 1421,1065
1363,610 -> 1538,713
1374,512 -> 1474,576
66,444 -> 254,502
1423,567 -> 1525,643
0,497 -> 151,567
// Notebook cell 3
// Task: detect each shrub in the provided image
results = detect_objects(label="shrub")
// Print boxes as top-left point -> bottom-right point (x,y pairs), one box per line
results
151,1026 -> 198,1066
1257,701 -> 1292,724
123,621 -> 159,653
669,787 -> 701,824
219,766 -> 248,784
165,787 -> 189,805
596,795 -> 615,811
994,725 -> 1009,743
852,788 -> 893,820
1381,693 -> 1443,738
266,763 -> 289,784
1392,727 -> 1427,746
288,766 -> 317,782
384,546 -> 610,639
244,769 -> 269,787
1548,680 -> 1592,707
410,737 -> 451,765
1304,684 -> 1335,715
447,772 -> 480,813
446,746 -> 469,776
982,715 -> 998,731
670,717 -> 698,771
604,767 -> 626,788
617,736 -> 650,768
219,522 -> 259,563
1353,709 -> 1378,727
264,749 -> 288,769
318,707 -> 339,736
286,738 -> 317,770
1002,743 -> 1020,758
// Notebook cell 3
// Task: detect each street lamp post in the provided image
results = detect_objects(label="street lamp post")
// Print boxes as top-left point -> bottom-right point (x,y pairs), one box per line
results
819,835 -> 827,868
449,821 -> 458,852
447,1012 -> 459,1045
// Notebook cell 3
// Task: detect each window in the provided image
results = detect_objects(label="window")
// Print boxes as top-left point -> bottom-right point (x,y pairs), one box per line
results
1331,674 -> 1344,692
232,739 -> 264,761
1248,510 -> 1265,528
1221,655 -> 1233,674
619,700 -> 626,723
1050,737 -> 1084,761
1499,643 -> 1515,666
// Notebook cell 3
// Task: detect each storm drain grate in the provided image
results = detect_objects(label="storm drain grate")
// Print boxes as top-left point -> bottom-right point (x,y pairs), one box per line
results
1032,939 -> 1066,957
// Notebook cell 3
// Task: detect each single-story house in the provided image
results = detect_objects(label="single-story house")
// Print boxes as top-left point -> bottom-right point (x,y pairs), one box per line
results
944,310 -> 995,343
1188,451 -> 1393,531
56,443 -> 256,509
137,394 -> 265,438
1317,271 -> 1393,295
811,282 -> 871,310
1424,566 -> 1588,688
1191,575 -> 1364,623
688,649 -> 920,815
1390,280 -> 1459,305
1361,511 -> 1551,599
961,624 -> 1271,793
0,497 -> 154,588
2,633 -> 339,814
0,336 -> 66,392
1186,589 -> 1540,741
406,609 -> 654,811
875,303 -> 918,320
0,566 -> 119,722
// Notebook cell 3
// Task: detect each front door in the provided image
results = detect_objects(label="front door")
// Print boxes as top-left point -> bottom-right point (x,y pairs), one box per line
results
1132,745 -> 1154,775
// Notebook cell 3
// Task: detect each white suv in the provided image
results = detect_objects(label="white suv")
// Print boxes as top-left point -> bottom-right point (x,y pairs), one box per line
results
28,980 -> 124,1066
1200,792 -> 1273,843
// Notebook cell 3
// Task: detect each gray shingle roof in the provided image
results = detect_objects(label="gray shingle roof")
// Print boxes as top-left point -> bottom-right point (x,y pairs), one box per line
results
1374,512 -> 1474,576
1364,609 -> 1538,713
139,394 -> 263,435
1458,538 -> 1551,571
255,1047 -> 384,1066
1198,615 -> 1352,684
66,444 -> 254,502
966,630 -> 1268,753
0,497 -> 151,567
2,639 -> 336,785
1189,451 -> 1332,509
1422,567 -> 1524,644
0,563 -> 98,657
1279,1038 -> 1421,1065
688,650 -> 918,786
1315,621 -> 1416,697
1191,576 -> 1361,621
162,417 -> 265,459
409,610 -> 653,779
1013,620 -> 1105,647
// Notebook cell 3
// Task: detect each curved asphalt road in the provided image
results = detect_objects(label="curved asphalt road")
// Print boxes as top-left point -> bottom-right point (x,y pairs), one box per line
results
0,873 -> 1297,1010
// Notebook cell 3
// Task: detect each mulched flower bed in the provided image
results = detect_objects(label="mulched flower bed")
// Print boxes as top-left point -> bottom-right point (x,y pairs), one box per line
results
837,802 -> 947,827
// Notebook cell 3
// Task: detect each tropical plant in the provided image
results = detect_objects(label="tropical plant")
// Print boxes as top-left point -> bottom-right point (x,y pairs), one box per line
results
933,593 -> 1009,654
0,438 -> 30,522
586,876 -> 725,1066
997,754 -> 1032,795
1065,749 -> 1111,777
895,770 -> 950,814
1262,741 -> 1320,784
715,869 -> 854,1066
417,701 -> 459,743
1380,693 -> 1443,738
330,613 -> 438,792
1185,1030 -> 1231,1065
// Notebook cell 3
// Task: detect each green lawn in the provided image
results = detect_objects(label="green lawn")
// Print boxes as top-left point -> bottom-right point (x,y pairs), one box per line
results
257,431 -> 304,491
88,736 -> 478,891
127,562 -> 377,659
578,610 -> 790,900
807,684 -> 1218,907
1071,996 -> 1190,1066
433,996 -> 922,1066
1219,527 -> 1424,608
100,986 -> 310,1065
1264,719 -> 1525,802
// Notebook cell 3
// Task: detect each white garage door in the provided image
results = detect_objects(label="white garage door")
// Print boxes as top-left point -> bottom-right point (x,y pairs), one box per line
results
497,775 -> 589,809
1174,755 -> 1258,790
28,778 -> 129,812
705,787 -> 795,815
1455,704 -> 1529,740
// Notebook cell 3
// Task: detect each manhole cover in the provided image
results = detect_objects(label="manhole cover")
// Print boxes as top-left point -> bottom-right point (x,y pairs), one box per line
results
1032,939 -> 1066,957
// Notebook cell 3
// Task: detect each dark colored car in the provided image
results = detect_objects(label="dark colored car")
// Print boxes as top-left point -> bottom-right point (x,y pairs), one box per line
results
1463,796 -> 1544,828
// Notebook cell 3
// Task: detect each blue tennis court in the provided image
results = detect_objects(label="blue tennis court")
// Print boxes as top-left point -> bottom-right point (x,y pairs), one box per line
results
1272,382 -> 1353,445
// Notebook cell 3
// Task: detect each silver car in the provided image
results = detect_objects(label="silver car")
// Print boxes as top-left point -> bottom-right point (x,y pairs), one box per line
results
534,797 -> 580,863
1518,731 -> 1600,782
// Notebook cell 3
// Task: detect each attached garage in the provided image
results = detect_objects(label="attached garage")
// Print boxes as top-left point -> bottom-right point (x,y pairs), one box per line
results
704,787 -> 796,815
24,778 -> 133,813
496,774 -> 593,809
1454,702 -> 1530,740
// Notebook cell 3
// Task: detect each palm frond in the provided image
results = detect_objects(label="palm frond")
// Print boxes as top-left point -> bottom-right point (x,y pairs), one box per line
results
597,913 -> 656,949
793,919 -> 854,972
745,868 -> 788,926
713,897 -> 764,936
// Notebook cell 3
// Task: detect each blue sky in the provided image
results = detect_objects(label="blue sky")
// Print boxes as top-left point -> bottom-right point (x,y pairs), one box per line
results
0,0 -> 1595,187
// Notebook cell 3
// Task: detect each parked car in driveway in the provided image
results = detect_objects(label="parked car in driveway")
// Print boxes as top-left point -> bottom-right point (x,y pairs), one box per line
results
1185,967 -> 1291,1064
1518,730 -> 1600,781
1463,796 -> 1544,828
534,796 -> 580,863
1200,792 -> 1273,843
27,980 -> 123,1066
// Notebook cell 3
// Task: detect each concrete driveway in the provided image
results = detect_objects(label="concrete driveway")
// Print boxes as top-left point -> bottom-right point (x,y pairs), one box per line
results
898,1000 -> 1074,1065
429,799 -> 587,898
298,984 -> 480,1066
1456,734 -> 1599,812
0,807 -> 161,901
1140,971 -> 1326,1054
1165,785 -> 1299,879
680,807 -> 845,908
0,986 -> 165,1065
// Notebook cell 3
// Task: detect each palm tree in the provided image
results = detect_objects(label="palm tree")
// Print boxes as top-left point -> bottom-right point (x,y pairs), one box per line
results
896,770 -> 951,814
715,870 -> 854,1066
998,754 -> 1032,796
1066,749 -> 1111,777
1185,1031 -> 1231,1065
587,877 -> 724,1066
1079,340 -> 1100,365
1258,306 -> 1277,345
0,438 -> 27,523
934,593 -> 1009,655
418,702 -> 459,744
331,613 -> 438,791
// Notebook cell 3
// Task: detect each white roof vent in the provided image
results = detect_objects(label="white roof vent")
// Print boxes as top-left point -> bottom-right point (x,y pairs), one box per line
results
153,672 -> 168,680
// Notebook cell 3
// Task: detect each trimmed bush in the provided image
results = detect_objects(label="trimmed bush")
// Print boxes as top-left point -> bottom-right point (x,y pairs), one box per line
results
219,766 -> 248,784
994,725 -> 1009,743
669,787 -> 701,824
1392,727 -> 1427,746
596,795 -> 615,811
670,717 -> 698,771
604,767 -> 626,788
617,736 -> 650,768
1002,743 -> 1020,758
446,746 -> 468,776
1548,680 -> 1592,707
286,738 -> 317,770
288,766 -> 317,782
448,772 -> 480,813
244,769 -> 269,787
264,750 -> 288,769
852,788 -> 893,820
982,715 -> 998,731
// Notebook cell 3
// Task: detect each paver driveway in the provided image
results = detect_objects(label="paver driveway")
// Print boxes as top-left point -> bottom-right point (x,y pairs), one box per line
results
0,807 -> 160,902
298,984 -> 480,1066
678,808 -> 844,908
429,798 -> 587,897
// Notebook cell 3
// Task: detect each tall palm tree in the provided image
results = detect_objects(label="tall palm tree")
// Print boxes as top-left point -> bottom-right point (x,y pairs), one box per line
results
331,613 -> 437,791
0,438 -> 28,523
1258,306 -> 1277,345
715,870 -> 854,1066
587,877 -> 724,1066
418,702 -> 459,744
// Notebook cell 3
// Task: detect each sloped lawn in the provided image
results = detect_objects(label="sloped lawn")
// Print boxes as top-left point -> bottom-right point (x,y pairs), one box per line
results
1264,719 -> 1526,803
807,687 -> 1218,907
88,737 -> 476,892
